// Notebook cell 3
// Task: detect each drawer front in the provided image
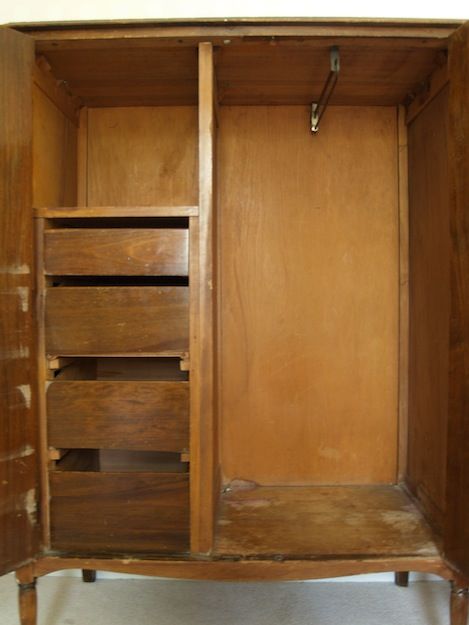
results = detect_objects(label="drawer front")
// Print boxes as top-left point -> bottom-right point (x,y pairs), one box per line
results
44,228 -> 188,276
47,380 -> 189,451
45,286 -> 189,355
50,472 -> 189,554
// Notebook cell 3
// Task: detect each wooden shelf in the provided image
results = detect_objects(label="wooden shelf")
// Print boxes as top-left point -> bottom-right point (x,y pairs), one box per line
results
214,484 -> 440,559
34,206 -> 199,218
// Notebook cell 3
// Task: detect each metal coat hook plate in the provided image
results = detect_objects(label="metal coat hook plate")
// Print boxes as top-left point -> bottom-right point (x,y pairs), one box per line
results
311,46 -> 340,133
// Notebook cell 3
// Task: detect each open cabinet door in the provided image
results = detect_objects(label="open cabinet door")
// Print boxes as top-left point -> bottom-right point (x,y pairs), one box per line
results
445,21 -> 469,579
0,27 -> 40,575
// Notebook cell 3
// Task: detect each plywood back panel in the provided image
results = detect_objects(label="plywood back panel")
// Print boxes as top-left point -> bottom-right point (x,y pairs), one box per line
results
33,84 -> 77,207
407,88 -> 450,530
219,106 -> 399,485
87,107 -> 198,206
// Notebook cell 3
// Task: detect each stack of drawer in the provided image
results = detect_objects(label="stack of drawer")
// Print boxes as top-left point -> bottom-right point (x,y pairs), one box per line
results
39,216 -> 191,554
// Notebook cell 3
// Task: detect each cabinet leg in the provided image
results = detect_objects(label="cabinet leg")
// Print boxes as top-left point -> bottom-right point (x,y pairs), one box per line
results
451,584 -> 469,625
17,580 -> 37,625
395,571 -> 409,587
82,569 -> 97,583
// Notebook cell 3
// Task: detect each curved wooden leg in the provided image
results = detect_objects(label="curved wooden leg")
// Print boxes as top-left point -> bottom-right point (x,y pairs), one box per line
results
17,580 -> 37,625
451,584 -> 469,625
82,569 -> 97,583
395,571 -> 409,587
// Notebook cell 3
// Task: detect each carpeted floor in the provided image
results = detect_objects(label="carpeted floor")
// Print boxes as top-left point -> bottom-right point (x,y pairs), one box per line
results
0,574 -> 453,625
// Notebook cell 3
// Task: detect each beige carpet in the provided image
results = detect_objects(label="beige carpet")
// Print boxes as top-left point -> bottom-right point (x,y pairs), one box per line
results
0,573 -> 452,625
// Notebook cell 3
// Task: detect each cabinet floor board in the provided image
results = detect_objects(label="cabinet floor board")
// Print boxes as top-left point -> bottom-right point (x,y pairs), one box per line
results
215,485 -> 439,558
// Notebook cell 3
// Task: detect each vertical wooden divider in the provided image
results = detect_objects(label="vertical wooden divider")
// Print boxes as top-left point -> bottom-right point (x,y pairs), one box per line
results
190,42 -> 219,554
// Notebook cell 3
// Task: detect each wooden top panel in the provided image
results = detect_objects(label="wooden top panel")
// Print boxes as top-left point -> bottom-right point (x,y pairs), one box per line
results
36,38 -> 448,106
217,43 -> 445,106
215,485 -> 439,558
17,18 -> 461,44
42,47 -> 198,106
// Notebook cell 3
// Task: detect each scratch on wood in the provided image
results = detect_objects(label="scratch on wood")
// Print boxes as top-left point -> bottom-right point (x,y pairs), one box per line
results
16,287 -> 29,312
0,264 -> 30,274
25,489 -> 37,525
0,346 -> 30,360
16,384 -> 32,408
0,445 -> 35,463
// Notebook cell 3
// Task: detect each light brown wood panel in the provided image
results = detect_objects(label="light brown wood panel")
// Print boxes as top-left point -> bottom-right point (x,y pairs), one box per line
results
215,484 -> 438,558
219,106 -> 399,485
45,286 -> 189,355
47,380 -> 189,451
217,44 -> 444,106
44,229 -> 189,276
87,107 -> 198,206
33,29 -> 452,106
42,46 -> 198,106
407,87 -> 450,529
50,472 -> 189,553
33,84 -> 77,207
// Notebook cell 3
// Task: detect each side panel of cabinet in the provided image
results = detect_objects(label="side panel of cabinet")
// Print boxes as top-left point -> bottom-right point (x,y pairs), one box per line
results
0,28 -> 40,575
445,21 -> 469,578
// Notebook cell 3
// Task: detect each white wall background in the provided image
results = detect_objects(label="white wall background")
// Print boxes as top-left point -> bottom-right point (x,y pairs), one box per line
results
3,0 -> 465,581
1,0 -> 468,24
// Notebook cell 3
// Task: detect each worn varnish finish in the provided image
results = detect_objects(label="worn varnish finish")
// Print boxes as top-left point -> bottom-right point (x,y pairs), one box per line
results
219,106 -> 399,485
2,18 -> 469,625
445,21 -> 469,579
87,107 -> 198,206
0,28 -> 39,576
45,286 -> 189,355
215,485 -> 438,558
44,229 -> 189,276
407,88 -> 450,531
47,380 -> 189,451
50,472 -> 189,554
33,553 -> 455,583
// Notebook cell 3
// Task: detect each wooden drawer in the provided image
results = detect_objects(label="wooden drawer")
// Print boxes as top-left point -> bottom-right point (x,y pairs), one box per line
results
45,286 -> 188,355
50,471 -> 189,554
44,228 -> 188,276
47,380 -> 189,451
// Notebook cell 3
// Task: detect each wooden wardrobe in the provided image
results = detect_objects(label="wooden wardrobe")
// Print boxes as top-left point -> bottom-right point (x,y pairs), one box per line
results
1,17 -> 469,625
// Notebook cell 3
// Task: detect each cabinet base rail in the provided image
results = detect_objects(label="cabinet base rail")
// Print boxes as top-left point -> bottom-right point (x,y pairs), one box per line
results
14,554 -> 469,625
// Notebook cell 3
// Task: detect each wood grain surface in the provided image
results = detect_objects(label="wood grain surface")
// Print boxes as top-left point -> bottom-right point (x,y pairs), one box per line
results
407,87 -> 450,530
0,27 -> 39,576
87,107 -> 198,206
33,83 -> 77,207
219,105 -> 399,485
45,286 -> 189,355
44,228 -> 189,276
215,484 -> 439,558
50,472 -> 189,554
47,380 -> 189,451
445,21 -> 469,579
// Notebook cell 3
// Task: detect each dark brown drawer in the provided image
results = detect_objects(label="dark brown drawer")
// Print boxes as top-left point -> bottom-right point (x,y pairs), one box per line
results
45,286 -> 189,355
44,228 -> 188,276
47,380 -> 189,452
50,471 -> 189,554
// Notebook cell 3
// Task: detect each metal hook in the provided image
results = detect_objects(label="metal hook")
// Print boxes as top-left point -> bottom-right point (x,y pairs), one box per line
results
311,46 -> 340,134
